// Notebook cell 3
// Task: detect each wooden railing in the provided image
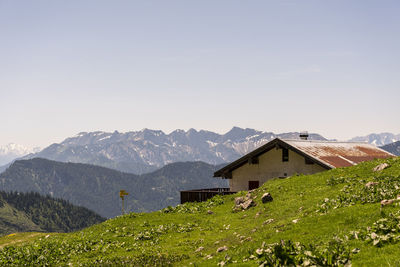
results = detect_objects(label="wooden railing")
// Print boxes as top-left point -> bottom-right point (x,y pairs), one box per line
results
180,188 -> 236,204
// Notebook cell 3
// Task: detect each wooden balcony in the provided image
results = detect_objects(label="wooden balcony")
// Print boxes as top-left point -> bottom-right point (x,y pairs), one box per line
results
180,188 -> 237,204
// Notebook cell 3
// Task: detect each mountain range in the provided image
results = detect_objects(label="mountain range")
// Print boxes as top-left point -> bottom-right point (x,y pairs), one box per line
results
16,128 -> 326,174
349,132 -> 400,146
1,128 -> 399,176
0,158 -> 227,218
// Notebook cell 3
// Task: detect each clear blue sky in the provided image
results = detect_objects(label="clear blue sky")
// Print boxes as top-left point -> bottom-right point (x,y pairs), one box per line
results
1,0 -> 399,148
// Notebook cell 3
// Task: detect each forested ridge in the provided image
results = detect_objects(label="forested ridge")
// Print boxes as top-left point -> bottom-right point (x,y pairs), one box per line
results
0,191 -> 104,235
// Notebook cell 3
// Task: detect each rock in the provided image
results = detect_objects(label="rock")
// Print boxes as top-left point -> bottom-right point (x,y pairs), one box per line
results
255,212 -> 261,218
365,182 -> 379,187
240,199 -> 256,210
246,192 -> 252,199
234,197 -> 245,205
261,193 -> 273,203
217,246 -> 228,253
195,246 -> 204,252
381,199 -> 394,207
263,219 -> 274,225
292,219 -> 299,224
207,210 -> 214,215
373,163 -> 389,172
370,232 -> 378,239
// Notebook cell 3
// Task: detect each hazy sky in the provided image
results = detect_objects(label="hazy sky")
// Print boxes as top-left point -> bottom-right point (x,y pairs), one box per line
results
1,0 -> 399,148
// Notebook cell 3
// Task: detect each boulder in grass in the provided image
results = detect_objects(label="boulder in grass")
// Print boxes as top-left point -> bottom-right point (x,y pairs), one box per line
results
373,163 -> 389,172
195,247 -> 204,252
365,182 -> 379,187
380,199 -> 394,207
241,199 -> 256,210
217,246 -> 228,253
261,193 -> 273,203
234,197 -> 245,206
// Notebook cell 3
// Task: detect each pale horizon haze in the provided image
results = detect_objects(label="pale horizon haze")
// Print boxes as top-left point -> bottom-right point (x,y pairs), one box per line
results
1,1 -> 399,149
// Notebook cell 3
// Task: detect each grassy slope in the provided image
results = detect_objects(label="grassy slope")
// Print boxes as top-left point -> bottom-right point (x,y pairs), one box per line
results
1,157 -> 400,266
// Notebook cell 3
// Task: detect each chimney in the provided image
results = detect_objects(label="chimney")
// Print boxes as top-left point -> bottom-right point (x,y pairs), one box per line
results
299,131 -> 309,140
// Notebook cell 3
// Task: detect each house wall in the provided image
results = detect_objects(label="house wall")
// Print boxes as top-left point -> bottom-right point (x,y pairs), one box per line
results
229,148 -> 327,191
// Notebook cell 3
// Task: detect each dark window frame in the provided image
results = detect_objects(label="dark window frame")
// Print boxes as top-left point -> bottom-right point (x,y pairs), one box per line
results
282,148 -> 289,162
248,181 -> 260,190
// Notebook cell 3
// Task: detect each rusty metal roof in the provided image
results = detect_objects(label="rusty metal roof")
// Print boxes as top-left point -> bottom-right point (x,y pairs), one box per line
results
284,140 -> 394,168
214,138 -> 395,178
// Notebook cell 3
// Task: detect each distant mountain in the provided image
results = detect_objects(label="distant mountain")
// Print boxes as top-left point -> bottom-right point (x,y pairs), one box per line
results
0,143 -> 40,166
0,158 -> 228,218
380,141 -> 400,156
23,128 -> 327,174
349,133 -> 400,146
0,191 -> 104,235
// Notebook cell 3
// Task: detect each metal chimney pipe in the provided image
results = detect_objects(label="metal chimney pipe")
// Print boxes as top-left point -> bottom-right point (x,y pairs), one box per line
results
300,131 -> 309,140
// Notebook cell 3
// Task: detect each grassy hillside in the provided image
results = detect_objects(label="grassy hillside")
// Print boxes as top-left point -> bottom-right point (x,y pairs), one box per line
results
0,191 -> 105,235
0,157 -> 399,266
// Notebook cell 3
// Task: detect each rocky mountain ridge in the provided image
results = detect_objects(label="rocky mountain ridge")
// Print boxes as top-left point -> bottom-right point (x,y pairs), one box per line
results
380,141 -> 400,156
20,127 -> 327,174
2,128 -> 399,175
349,132 -> 400,146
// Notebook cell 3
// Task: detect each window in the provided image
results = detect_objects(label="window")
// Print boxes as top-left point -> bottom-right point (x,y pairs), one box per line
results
248,181 -> 259,190
282,148 -> 289,162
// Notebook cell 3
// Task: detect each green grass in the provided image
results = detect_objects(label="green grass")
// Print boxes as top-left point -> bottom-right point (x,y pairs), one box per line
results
0,157 -> 400,266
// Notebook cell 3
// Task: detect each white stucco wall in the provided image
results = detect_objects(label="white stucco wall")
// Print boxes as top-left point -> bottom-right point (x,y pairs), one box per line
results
229,148 -> 327,191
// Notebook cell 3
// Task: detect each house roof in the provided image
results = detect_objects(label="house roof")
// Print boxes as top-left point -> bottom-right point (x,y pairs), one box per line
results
214,138 -> 395,178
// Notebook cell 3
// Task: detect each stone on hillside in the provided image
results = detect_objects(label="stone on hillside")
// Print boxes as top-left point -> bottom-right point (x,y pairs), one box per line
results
380,199 -> 394,207
234,197 -> 245,206
207,210 -> 213,215
195,246 -> 204,252
365,182 -> 379,187
263,219 -> 274,225
240,199 -> 256,210
217,246 -> 228,253
373,163 -> 389,172
261,193 -> 273,203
